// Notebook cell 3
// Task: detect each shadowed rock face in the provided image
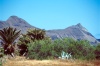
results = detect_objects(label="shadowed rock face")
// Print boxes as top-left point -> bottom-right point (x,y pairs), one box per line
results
0,16 -> 99,44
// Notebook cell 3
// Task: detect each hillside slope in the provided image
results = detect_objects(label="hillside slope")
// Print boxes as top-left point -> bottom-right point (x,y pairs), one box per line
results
0,16 -> 36,33
46,23 -> 98,44
0,16 -> 99,44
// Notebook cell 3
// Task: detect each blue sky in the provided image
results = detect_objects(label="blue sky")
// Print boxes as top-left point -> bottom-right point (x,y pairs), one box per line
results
0,0 -> 100,38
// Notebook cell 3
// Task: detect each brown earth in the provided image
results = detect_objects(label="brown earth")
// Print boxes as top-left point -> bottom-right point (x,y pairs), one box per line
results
2,56 -> 100,66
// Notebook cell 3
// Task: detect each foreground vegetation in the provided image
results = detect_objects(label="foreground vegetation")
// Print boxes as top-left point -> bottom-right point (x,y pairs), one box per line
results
0,27 -> 100,66
2,56 -> 100,66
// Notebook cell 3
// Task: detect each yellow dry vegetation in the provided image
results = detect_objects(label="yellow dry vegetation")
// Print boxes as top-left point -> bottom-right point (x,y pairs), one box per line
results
2,56 -> 100,66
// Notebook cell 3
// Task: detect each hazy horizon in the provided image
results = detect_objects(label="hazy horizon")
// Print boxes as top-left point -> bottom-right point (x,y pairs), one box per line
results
0,0 -> 100,38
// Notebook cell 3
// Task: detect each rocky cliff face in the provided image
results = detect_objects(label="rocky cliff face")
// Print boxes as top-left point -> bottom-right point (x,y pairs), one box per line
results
46,23 -> 99,44
0,16 -> 99,44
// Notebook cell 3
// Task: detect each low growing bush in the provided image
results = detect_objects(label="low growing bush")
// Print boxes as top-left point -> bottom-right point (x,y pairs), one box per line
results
27,38 -> 53,60
94,44 -> 100,59
66,40 -> 95,60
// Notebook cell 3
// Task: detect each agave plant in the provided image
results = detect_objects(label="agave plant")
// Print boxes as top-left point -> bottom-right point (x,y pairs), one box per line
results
59,51 -> 72,60
0,27 -> 21,57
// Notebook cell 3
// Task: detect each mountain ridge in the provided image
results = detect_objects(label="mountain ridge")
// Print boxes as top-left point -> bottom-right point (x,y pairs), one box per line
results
0,16 -> 37,33
0,16 -> 99,44
46,23 -> 97,43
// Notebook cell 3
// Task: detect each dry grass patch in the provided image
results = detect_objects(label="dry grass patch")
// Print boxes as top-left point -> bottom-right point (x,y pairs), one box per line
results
2,56 -> 100,66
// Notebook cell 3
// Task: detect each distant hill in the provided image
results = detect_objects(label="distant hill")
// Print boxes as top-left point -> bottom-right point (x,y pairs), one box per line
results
0,16 -> 99,44
0,16 -> 36,33
46,23 -> 99,44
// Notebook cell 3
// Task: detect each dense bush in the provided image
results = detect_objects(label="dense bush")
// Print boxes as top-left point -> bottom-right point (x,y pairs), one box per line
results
51,39 -> 67,58
18,28 -> 47,56
27,37 -> 95,60
0,27 -> 98,61
66,40 -> 95,60
17,28 -> 97,60
27,38 -> 68,60
27,38 -> 53,60
94,44 -> 100,59
52,38 -> 95,60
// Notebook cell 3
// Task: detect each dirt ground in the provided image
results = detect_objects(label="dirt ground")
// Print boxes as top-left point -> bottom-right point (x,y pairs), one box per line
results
2,56 -> 100,66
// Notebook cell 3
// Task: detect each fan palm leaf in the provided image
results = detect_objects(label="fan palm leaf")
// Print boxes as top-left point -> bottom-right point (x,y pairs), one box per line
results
0,27 -> 21,56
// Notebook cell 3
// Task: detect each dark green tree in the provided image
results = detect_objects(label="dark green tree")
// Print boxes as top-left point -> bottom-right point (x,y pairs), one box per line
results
94,44 -> 100,59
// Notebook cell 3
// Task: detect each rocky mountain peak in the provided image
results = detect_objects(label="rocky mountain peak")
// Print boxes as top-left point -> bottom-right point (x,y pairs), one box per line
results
0,16 -> 36,33
76,23 -> 83,28
75,23 -> 88,32
7,16 -> 19,21
9,15 -> 19,19
6,16 -> 25,23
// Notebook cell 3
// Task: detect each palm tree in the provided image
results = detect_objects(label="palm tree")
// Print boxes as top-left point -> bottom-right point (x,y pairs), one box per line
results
0,27 -> 21,57
18,28 -> 46,56
27,28 -> 45,40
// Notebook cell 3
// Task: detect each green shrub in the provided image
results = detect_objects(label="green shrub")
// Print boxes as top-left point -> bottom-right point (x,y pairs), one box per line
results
27,38 -> 72,60
94,44 -> 100,59
27,38 -> 69,60
18,28 -> 47,56
53,38 -> 95,60
27,38 -> 53,60
51,39 -> 68,57
18,29 -> 96,60
66,40 -> 95,60
26,37 -> 95,60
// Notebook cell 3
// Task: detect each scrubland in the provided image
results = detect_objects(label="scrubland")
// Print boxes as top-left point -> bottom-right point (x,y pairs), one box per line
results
2,56 -> 100,66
